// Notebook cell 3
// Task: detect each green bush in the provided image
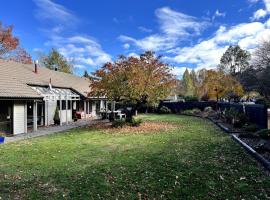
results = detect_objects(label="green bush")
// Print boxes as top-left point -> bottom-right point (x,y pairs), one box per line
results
182,108 -> 201,116
255,129 -> 270,139
129,118 -> 142,127
243,124 -> 260,132
54,107 -> 60,125
159,106 -> 171,114
184,96 -> 199,102
112,120 -> 126,128
224,108 -> 248,128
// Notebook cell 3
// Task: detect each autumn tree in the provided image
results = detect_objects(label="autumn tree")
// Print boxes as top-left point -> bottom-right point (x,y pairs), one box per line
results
9,47 -> 32,64
0,22 -> 19,57
0,21 -> 32,64
90,51 -> 176,114
219,45 -> 250,76
42,48 -> 73,74
199,70 -> 244,101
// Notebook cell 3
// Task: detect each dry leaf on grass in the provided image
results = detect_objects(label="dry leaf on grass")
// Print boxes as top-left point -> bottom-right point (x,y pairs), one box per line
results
88,121 -> 182,134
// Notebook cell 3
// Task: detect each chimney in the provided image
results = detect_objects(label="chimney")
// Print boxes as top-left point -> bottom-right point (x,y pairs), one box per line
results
49,78 -> 52,90
34,60 -> 38,74
53,64 -> 58,71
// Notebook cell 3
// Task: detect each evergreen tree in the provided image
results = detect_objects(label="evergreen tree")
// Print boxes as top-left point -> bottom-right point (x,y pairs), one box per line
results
42,48 -> 73,74
83,70 -> 89,78
182,69 -> 195,96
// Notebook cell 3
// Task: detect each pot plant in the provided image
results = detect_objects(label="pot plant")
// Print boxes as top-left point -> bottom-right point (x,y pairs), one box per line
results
0,132 -> 5,144
54,107 -> 60,125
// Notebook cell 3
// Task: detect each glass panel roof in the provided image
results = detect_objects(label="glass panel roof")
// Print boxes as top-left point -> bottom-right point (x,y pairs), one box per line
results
31,86 -> 80,98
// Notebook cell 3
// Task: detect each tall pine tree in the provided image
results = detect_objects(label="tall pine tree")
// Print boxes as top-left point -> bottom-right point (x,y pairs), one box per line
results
182,69 -> 195,96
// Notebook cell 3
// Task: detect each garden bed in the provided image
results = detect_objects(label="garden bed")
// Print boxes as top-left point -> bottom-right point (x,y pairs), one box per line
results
176,107 -> 270,170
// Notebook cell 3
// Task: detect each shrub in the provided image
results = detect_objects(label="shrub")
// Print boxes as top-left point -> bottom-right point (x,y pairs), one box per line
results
159,106 -> 171,114
256,129 -> 270,139
184,96 -> 198,102
54,107 -> 60,125
242,124 -> 260,132
203,106 -> 217,118
129,118 -> 142,127
182,108 -> 201,116
224,108 -> 248,128
112,120 -> 126,128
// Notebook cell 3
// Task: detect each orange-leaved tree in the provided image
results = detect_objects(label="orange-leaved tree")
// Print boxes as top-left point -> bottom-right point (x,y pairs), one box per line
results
90,51 -> 176,112
199,70 -> 244,101
0,21 -> 32,64
0,21 -> 19,56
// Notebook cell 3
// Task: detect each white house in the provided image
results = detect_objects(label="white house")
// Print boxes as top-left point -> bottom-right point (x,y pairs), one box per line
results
0,59 -> 107,135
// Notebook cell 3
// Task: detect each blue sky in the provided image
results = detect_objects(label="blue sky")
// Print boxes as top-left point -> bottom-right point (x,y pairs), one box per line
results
0,0 -> 270,76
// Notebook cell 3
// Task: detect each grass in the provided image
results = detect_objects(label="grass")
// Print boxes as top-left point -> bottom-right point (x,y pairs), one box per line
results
0,114 -> 270,199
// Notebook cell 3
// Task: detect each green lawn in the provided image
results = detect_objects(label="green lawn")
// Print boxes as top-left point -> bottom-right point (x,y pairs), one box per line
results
0,114 -> 270,199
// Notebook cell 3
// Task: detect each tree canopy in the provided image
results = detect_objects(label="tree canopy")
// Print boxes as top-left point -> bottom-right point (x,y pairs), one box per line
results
41,48 -> 73,74
239,40 -> 270,100
199,70 -> 244,101
83,70 -> 90,78
0,21 -> 32,64
219,45 -> 250,76
182,69 -> 196,96
90,51 -> 176,106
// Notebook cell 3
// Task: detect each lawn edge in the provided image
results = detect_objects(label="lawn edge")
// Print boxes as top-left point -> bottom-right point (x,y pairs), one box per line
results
179,114 -> 270,171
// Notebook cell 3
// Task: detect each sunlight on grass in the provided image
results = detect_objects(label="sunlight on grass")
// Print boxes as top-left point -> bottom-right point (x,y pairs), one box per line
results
0,114 -> 269,199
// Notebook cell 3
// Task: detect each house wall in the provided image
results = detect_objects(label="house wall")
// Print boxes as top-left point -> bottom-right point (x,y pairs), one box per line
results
13,101 -> 27,135
92,101 -> 97,116
60,109 -> 72,123
46,100 -> 57,125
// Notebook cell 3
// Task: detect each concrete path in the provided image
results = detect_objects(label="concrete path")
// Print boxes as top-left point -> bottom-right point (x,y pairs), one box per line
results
4,119 -> 105,144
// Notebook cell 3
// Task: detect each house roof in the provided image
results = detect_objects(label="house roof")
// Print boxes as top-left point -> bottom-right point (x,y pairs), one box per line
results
0,59 -> 91,99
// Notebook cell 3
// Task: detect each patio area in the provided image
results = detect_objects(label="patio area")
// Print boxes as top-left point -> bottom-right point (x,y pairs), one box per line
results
4,119 -> 106,143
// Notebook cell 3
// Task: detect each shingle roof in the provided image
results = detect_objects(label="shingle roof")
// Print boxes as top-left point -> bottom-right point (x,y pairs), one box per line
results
0,59 -> 91,98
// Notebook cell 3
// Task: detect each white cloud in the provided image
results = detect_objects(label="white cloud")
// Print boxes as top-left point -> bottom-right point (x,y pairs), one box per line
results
33,0 -> 77,25
170,67 -> 190,77
119,7 -> 208,51
119,34 -> 177,51
165,20 -> 270,70
252,0 -> 270,20
252,9 -> 267,20
74,64 -> 86,69
212,10 -> 226,20
127,52 -> 139,58
33,0 -> 111,71
138,26 -> 153,33
156,7 -> 209,37
123,43 -> 130,49
45,34 -> 111,67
